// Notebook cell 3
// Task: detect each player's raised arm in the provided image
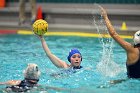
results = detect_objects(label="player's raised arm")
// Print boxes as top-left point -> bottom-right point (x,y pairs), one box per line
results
32,19 -> 69,68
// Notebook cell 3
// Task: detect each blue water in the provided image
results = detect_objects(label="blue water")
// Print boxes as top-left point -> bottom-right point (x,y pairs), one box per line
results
0,35 -> 140,93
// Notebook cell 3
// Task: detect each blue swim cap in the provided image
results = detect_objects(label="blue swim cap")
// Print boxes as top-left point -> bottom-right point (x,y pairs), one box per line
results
67,48 -> 82,62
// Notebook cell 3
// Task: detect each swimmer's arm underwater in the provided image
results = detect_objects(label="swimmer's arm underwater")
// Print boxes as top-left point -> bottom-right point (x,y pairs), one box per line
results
109,78 -> 128,84
45,85 -> 67,91
38,35 -> 69,68
99,6 -> 133,51
0,80 -> 21,86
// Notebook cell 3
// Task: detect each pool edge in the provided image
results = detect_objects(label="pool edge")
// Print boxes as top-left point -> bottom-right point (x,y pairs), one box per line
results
0,29 -> 133,39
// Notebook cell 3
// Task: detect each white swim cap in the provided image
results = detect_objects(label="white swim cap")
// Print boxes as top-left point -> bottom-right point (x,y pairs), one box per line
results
23,63 -> 41,80
133,30 -> 140,47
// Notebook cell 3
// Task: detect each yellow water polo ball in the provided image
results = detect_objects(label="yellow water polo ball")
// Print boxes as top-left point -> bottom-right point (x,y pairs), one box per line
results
32,19 -> 48,35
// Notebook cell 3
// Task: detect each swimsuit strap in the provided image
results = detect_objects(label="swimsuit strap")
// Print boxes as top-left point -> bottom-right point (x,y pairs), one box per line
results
24,78 -> 39,84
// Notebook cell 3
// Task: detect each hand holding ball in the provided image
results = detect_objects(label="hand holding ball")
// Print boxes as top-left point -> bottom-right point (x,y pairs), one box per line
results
32,19 -> 48,35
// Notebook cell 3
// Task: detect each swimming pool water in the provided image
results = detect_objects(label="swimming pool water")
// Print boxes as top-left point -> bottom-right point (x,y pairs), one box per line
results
0,35 -> 140,93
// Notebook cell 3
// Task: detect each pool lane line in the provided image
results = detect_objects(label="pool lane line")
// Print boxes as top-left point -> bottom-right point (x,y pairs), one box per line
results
17,30 -> 133,39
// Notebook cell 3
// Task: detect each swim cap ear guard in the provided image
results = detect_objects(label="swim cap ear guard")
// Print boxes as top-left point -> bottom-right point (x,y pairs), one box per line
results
67,48 -> 82,62
133,30 -> 140,48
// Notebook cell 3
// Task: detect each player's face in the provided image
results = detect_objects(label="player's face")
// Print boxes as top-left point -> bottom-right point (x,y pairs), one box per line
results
70,53 -> 82,67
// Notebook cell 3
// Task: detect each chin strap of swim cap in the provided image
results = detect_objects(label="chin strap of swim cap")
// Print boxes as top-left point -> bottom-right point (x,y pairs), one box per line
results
67,48 -> 82,62
134,30 -> 140,48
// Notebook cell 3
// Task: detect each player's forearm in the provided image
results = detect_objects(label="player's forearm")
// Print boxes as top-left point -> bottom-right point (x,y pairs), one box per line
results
40,37 -> 64,67
104,16 -> 117,37
100,6 -> 117,37
0,80 -> 21,85
40,37 -> 52,56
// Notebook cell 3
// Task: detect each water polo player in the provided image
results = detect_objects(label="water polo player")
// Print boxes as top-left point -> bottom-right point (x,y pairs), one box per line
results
38,35 -> 82,69
0,63 -> 41,92
100,6 -> 140,78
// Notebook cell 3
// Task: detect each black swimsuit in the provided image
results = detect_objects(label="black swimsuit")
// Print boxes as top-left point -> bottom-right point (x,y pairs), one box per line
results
72,66 -> 83,69
126,56 -> 140,78
6,78 -> 39,92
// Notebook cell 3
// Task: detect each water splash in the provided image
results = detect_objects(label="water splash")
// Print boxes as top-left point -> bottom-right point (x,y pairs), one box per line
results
93,5 -> 122,77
